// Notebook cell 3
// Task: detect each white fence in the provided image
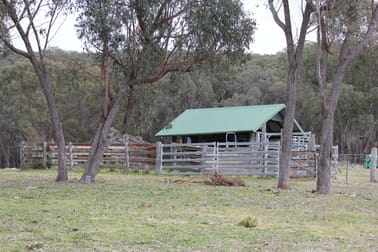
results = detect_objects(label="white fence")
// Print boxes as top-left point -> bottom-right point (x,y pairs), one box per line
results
156,142 -> 280,176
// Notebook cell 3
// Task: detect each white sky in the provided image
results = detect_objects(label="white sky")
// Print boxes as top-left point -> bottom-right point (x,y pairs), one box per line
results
45,1 -> 313,55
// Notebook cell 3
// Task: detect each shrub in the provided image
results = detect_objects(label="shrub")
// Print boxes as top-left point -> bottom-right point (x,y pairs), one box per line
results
238,216 -> 258,228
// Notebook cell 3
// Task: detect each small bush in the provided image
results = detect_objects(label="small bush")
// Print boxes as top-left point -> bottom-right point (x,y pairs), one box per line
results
238,216 -> 258,228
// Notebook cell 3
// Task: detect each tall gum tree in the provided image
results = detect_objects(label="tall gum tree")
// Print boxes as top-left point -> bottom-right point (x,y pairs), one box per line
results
315,0 -> 378,194
268,0 -> 314,189
76,0 -> 256,182
0,0 -> 69,181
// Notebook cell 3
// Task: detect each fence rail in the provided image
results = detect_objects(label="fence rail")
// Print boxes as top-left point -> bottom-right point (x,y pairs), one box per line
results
156,142 -> 280,176
21,138 -> 339,178
20,141 -> 156,170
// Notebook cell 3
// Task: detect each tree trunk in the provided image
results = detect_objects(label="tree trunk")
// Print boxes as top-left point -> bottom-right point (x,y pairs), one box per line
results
315,1 -> 378,192
316,102 -> 335,194
316,65 -> 345,193
33,63 -> 67,181
101,39 -> 111,119
80,87 -> 126,182
80,122 -> 109,182
269,0 -> 313,190
278,67 -> 297,189
123,86 -> 137,133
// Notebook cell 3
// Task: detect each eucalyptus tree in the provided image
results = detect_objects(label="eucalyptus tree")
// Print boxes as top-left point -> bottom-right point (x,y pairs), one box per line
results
268,0 -> 314,189
76,0 -> 255,182
315,0 -> 378,194
0,0 -> 71,180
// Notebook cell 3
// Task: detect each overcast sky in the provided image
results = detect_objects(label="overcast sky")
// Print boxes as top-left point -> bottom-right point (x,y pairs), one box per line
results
47,1 -> 310,55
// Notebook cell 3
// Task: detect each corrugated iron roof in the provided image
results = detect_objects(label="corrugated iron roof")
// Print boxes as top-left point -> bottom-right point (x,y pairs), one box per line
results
156,104 -> 302,137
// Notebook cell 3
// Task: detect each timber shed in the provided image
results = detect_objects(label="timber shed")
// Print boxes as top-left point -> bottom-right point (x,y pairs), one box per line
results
155,104 -> 303,143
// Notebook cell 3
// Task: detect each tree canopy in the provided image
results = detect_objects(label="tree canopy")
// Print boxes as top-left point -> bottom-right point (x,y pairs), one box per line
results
1,43 -> 377,168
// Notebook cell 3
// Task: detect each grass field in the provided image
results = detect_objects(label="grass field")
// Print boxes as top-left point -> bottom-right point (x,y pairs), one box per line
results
0,166 -> 377,251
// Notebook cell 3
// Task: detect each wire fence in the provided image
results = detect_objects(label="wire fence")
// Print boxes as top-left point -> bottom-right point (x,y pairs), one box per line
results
338,154 -> 367,166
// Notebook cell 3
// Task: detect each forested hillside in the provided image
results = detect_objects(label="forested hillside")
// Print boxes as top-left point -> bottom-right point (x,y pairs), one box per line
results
0,44 -> 377,168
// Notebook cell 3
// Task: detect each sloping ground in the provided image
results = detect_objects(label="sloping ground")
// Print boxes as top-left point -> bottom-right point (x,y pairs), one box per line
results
0,166 -> 377,251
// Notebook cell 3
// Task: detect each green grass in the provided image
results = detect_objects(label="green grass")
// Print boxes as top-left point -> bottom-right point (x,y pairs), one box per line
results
0,166 -> 377,251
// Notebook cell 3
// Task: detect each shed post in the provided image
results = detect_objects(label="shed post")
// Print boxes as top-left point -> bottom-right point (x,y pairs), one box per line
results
214,142 -> 219,172
42,142 -> 47,168
124,134 -> 130,171
310,133 -> 316,151
263,142 -> 268,176
20,141 -> 25,168
155,141 -> 162,174
69,142 -> 74,169
370,147 -> 377,182
261,123 -> 267,144
261,123 -> 267,175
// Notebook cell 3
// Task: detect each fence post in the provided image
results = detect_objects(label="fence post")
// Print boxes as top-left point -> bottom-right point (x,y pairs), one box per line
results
263,141 -> 268,176
20,141 -> 25,168
345,160 -> 349,184
124,134 -> 130,171
370,147 -> 377,182
69,142 -> 74,169
42,142 -> 47,168
214,142 -> 218,172
310,133 -> 316,151
155,141 -> 162,174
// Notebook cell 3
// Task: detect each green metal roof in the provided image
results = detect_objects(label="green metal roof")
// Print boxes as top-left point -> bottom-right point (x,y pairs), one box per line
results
156,104 -> 303,137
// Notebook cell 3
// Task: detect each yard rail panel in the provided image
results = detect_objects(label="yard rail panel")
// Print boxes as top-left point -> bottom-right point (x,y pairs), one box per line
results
159,142 -> 280,176
160,142 -> 217,175
216,142 -> 279,176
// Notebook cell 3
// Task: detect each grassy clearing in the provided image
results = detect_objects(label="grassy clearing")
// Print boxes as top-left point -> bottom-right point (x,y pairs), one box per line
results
0,166 -> 377,251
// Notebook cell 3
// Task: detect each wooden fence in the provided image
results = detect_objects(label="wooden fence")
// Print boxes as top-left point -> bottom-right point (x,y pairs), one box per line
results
156,142 -> 280,176
20,141 -> 156,170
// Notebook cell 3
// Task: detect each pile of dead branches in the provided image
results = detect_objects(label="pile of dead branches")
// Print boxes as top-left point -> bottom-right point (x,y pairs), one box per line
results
204,172 -> 245,186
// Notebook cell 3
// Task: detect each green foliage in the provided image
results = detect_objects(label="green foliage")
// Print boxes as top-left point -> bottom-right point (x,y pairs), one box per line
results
75,0 -> 256,89
0,38 -> 376,167
323,0 -> 373,42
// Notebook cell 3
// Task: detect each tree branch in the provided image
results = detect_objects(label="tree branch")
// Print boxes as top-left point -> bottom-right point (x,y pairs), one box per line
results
1,0 -> 33,58
268,0 -> 286,31
129,52 -> 211,86
0,37 -> 30,58
24,0 -> 44,58
295,0 -> 315,62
